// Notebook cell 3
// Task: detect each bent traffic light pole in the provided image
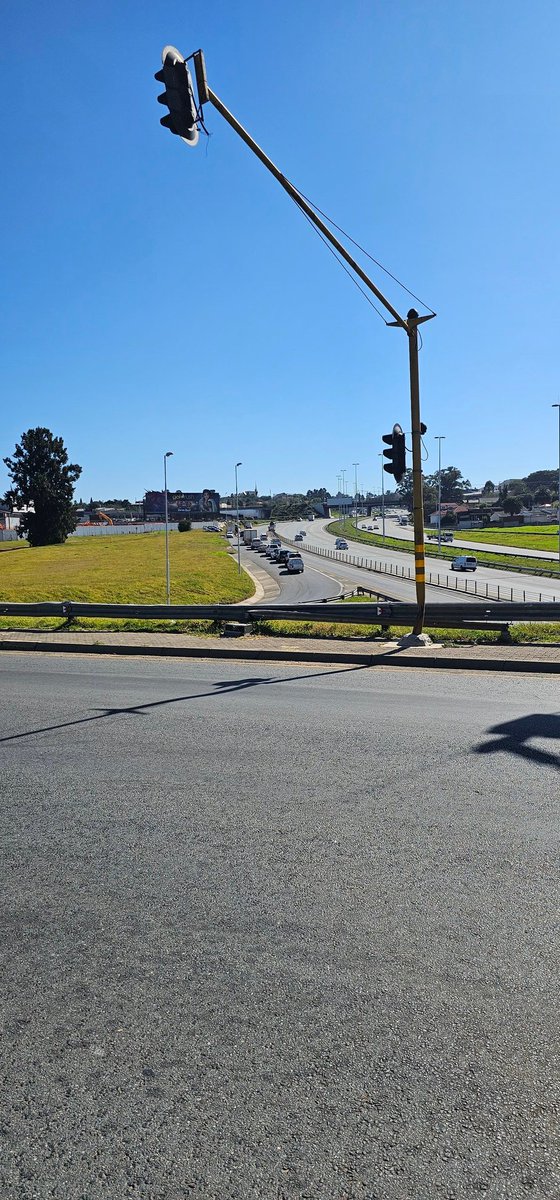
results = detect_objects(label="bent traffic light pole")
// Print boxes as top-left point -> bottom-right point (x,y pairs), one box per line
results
195,51 -> 435,633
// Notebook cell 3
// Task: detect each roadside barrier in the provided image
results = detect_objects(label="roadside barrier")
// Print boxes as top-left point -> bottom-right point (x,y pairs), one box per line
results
1,600 -> 558,632
279,536 -> 559,604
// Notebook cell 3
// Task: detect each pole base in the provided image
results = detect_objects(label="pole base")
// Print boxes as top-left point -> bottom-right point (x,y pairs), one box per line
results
397,632 -> 434,648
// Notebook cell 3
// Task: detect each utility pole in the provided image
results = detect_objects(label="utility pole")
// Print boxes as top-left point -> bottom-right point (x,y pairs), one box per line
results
159,48 -> 436,634
163,450 -> 173,605
435,436 -> 445,551
378,452 -> 386,541
553,405 -> 560,567
235,461 -> 242,574
353,462 -> 359,528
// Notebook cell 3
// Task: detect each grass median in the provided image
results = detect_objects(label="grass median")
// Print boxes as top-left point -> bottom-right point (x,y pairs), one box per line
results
326,519 -> 560,578
0,530 -> 253,633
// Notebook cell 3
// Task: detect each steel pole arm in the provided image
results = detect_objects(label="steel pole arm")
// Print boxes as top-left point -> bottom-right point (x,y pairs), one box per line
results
206,85 -> 407,331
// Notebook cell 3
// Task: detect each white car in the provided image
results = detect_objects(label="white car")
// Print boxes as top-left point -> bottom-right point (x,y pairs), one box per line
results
451,556 -> 477,572
286,555 -> 304,573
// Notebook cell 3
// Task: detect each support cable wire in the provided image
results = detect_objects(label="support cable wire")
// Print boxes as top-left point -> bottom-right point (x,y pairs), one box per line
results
292,185 -> 436,317
297,206 -> 388,323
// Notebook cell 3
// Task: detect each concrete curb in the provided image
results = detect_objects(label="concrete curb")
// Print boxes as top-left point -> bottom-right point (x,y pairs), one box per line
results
1,636 -> 559,673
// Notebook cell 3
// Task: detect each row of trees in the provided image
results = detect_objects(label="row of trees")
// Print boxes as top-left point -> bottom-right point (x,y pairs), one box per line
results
3,429 -> 558,548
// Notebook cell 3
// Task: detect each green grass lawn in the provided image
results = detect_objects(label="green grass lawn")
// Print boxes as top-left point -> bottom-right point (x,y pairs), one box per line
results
449,525 -> 559,552
0,530 -> 253,630
255,595 -> 560,645
326,519 -> 560,577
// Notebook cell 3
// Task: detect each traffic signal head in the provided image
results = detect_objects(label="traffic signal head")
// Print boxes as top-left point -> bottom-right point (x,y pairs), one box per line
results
382,423 -> 406,483
155,45 -> 199,145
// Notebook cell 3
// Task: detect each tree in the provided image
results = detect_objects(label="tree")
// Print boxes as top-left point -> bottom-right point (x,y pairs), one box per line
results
396,470 -> 414,510
3,427 -> 82,546
425,466 -> 470,503
503,496 -> 523,516
534,487 -> 552,505
482,480 -> 495,495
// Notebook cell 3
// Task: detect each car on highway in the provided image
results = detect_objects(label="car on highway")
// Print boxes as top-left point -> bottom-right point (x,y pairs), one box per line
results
269,547 -> 281,561
276,549 -> 292,566
451,555 -> 477,571
335,538 -> 348,550
298,530 -> 306,537
286,555 -> 304,573
294,533 -> 304,541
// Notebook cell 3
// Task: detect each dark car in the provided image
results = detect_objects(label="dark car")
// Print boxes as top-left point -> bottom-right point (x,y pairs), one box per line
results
276,549 -> 292,566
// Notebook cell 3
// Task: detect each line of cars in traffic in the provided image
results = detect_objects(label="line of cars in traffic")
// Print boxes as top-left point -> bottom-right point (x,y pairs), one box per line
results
250,531 -> 306,573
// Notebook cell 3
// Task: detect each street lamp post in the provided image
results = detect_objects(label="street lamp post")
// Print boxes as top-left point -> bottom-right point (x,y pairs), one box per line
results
235,461 -> 242,574
163,451 -> 173,605
435,436 -> 445,551
353,462 -> 359,528
378,452 -> 386,541
340,469 -> 347,526
553,405 -> 560,566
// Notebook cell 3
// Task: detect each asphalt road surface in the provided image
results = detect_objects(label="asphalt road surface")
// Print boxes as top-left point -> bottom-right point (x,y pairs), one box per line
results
381,516 -> 558,560
241,543 -> 342,604
266,526 -> 483,606
275,521 -> 560,604
2,653 -> 559,1199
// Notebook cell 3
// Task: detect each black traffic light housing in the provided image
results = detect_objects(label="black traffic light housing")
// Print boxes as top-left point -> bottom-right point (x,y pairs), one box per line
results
155,45 -> 199,145
382,423 -> 406,482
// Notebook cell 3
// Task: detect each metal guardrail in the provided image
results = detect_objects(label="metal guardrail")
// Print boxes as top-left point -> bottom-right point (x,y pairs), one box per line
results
1,600 -> 559,627
278,536 -> 559,603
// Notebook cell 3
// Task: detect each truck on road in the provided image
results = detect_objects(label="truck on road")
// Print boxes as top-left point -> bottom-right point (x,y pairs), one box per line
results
241,528 -> 260,546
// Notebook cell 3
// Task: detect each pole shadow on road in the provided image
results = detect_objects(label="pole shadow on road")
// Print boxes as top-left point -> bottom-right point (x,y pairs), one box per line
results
0,665 -> 369,744
474,713 -> 560,769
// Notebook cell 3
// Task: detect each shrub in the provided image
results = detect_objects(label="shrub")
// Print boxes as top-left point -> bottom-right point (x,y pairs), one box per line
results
178,519 -> 191,532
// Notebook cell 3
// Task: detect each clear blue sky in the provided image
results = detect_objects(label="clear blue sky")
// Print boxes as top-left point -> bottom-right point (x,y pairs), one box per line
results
1,1 -> 559,502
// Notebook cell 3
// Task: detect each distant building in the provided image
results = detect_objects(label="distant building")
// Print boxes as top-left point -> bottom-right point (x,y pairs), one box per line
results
143,489 -> 220,520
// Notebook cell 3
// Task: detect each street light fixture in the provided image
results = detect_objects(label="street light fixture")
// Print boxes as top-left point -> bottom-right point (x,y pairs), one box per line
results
378,452 -> 386,541
340,469 -> 347,526
553,405 -> 560,566
163,451 -> 173,605
434,436 -> 445,551
235,461 -> 242,574
353,462 -> 359,529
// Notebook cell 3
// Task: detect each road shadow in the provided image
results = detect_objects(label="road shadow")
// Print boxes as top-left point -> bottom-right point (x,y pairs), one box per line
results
474,713 -> 560,769
0,664 -> 369,744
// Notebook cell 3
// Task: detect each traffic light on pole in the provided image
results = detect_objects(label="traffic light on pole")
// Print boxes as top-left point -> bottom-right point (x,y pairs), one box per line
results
382,423 -> 406,482
155,46 -> 199,145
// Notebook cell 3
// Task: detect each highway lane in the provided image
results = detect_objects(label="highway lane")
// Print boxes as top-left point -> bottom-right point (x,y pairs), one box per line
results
1,653 -> 559,1199
269,523 -> 485,605
276,520 -> 560,604
240,543 -> 342,604
380,514 -> 559,560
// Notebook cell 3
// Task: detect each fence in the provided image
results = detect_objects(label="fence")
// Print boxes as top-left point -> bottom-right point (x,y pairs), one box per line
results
280,537 -> 559,604
70,523 -> 179,537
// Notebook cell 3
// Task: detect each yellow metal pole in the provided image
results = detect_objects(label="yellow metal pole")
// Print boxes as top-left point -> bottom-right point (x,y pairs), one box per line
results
407,309 -> 426,634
